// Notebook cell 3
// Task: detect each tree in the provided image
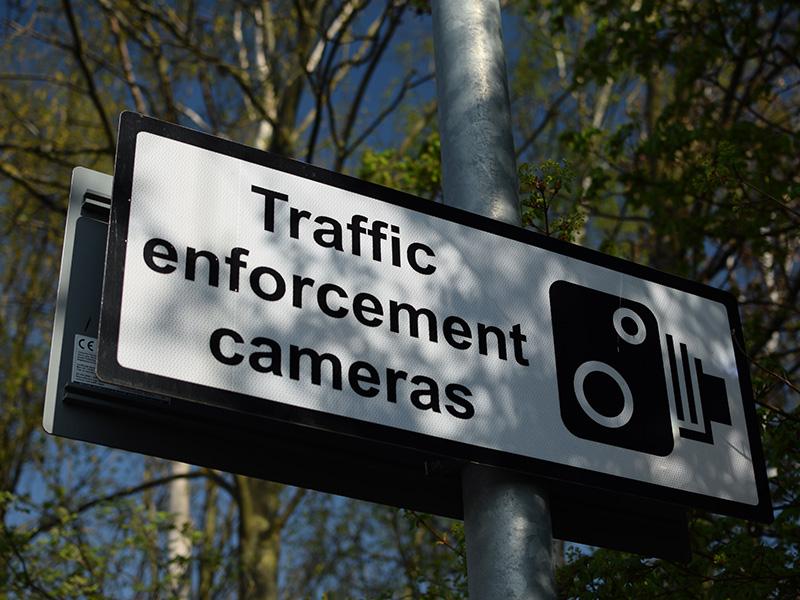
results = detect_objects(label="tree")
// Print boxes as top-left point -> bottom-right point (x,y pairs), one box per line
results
0,2 -> 456,598
2,0 -> 798,597
512,0 -> 799,596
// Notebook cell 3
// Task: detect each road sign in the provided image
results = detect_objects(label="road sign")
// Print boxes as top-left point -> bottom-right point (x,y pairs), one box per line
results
98,112 -> 771,522
45,167 -> 690,561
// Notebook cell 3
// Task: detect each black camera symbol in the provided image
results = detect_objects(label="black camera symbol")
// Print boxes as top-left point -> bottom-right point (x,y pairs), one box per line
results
549,280 -> 732,456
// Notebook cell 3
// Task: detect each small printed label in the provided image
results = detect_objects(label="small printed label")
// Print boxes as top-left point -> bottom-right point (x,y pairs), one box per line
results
72,335 -> 123,391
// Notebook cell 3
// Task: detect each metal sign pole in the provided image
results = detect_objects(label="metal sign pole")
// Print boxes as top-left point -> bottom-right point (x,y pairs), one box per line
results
431,2 -> 556,598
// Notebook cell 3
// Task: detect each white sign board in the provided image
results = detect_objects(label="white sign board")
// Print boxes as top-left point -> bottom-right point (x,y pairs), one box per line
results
99,113 -> 771,521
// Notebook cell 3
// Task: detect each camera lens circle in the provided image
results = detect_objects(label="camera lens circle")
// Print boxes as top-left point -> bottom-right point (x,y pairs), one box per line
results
613,307 -> 646,344
573,361 -> 634,428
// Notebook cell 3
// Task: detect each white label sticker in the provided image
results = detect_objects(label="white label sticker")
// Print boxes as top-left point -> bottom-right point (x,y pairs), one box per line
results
72,335 -> 123,391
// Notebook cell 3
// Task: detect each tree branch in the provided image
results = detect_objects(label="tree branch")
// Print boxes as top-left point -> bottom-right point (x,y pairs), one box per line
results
343,71 -> 434,161
335,2 -> 404,170
265,487 -> 306,540
107,11 -> 147,113
61,0 -> 116,148
515,85 -> 575,158
25,470 -> 232,542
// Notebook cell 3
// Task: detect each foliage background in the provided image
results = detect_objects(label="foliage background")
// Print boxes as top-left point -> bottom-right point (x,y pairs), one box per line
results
1,0 -> 798,598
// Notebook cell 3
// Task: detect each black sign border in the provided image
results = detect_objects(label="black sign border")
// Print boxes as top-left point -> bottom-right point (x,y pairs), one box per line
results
99,112 -> 772,523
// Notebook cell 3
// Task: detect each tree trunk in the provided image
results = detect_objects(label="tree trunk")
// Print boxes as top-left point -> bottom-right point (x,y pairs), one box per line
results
237,476 -> 284,600
198,477 -> 218,600
168,461 -> 193,599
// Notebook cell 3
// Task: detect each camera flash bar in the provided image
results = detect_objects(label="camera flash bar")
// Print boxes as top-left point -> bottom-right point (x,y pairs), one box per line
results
665,334 -> 732,445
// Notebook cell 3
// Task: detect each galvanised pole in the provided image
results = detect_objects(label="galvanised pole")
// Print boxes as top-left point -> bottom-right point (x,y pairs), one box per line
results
431,2 -> 556,598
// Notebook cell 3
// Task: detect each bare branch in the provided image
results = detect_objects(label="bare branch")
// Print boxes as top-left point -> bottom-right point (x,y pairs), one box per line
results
252,4 -> 277,148
61,0 -> 115,148
515,85 -> 575,158
0,73 -> 88,95
304,0 -> 360,75
26,469 -> 235,542
344,71 -> 434,160
128,0 -> 278,132
265,487 -> 307,539
335,2 -> 405,169
0,162 -> 63,212
0,141 -> 112,157
177,102 -> 212,131
107,12 -> 147,113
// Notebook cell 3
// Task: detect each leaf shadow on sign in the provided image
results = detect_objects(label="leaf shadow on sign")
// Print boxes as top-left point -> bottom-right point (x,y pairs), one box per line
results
641,281 -> 756,505
117,150 -> 759,517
